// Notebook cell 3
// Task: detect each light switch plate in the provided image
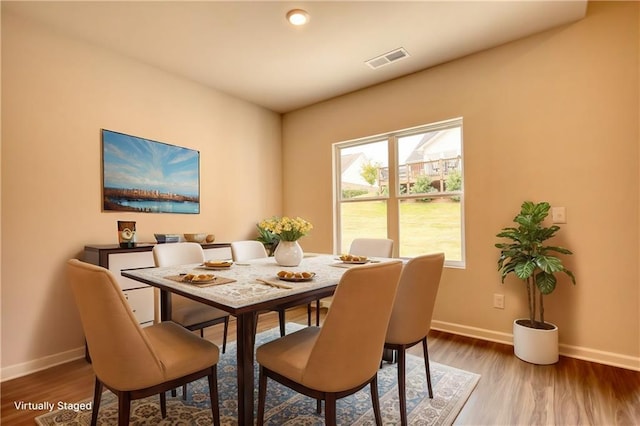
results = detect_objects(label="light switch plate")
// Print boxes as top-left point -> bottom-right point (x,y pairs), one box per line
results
552,207 -> 566,224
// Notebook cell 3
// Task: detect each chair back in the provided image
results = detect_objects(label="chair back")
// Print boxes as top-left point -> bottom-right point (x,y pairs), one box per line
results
152,242 -> 205,267
230,240 -> 268,261
304,261 -> 403,392
349,238 -> 394,258
67,259 -> 165,390
386,253 -> 445,345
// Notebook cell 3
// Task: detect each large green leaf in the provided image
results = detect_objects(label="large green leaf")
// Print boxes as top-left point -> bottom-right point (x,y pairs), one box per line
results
543,246 -> 573,255
536,272 -> 557,294
536,255 -> 564,273
515,260 -> 535,279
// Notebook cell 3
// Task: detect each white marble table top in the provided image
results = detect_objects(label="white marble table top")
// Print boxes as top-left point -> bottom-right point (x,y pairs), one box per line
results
122,253 -> 376,311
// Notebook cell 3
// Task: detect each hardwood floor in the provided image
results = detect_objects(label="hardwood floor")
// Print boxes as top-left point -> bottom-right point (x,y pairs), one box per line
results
2,307 -> 639,425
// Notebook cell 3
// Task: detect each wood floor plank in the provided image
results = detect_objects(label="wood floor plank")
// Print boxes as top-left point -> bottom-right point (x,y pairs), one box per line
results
2,308 -> 639,425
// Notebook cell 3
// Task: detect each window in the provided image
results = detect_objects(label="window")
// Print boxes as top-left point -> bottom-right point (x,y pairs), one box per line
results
334,118 -> 464,267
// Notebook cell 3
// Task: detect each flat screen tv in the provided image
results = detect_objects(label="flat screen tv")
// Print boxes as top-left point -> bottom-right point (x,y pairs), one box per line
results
102,129 -> 200,214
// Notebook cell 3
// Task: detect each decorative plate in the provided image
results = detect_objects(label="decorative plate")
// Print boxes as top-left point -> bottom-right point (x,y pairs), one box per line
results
341,259 -> 370,264
277,272 -> 316,282
182,273 -> 216,284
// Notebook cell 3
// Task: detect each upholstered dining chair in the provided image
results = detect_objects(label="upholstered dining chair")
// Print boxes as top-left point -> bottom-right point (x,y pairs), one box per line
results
67,259 -> 220,426
230,240 -> 321,333
384,252 -> 445,426
256,261 -> 403,426
152,242 -> 229,353
230,240 -> 296,337
320,237 -> 396,311
230,240 -> 269,262
349,237 -> 394,258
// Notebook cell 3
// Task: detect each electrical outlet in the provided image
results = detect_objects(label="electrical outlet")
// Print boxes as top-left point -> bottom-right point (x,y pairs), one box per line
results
493,294 -> 505,309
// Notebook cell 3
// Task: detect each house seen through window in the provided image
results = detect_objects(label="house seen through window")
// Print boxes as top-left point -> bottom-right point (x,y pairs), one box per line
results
334,117 -> 464,267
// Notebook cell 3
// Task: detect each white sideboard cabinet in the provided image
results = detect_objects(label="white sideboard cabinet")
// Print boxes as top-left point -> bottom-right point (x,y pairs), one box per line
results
83,242 -> 232,326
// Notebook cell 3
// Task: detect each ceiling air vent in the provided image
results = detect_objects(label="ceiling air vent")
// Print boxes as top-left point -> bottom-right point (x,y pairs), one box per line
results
365,47 -> 410,70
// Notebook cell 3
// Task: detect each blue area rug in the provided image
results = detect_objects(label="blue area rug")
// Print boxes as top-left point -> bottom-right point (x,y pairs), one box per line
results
36,324 -> 480,425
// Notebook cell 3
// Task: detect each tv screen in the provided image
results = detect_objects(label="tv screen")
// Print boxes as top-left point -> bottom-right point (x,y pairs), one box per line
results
102,129 -> 200,214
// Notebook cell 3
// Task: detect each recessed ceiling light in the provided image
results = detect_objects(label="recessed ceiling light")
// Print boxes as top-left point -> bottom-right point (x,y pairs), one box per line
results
286,9 -> 309,26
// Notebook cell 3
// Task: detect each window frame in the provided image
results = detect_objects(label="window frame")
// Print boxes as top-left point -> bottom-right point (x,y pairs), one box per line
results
333,117 -> 465,268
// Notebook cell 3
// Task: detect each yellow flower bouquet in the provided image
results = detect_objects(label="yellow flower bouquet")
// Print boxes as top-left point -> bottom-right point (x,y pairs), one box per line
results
259,216 -> 313,241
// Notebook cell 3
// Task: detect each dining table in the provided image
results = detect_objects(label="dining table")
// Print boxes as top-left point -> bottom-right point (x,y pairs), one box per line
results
122,253 -> 365,425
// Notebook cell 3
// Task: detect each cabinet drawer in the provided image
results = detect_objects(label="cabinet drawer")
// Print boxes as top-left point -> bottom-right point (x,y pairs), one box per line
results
109,252 -> 155,290
123,287 -> 154,324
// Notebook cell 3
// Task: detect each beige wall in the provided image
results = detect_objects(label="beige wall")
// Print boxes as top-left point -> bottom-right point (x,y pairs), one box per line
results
283,1 -> 639,368
1,12 -> 282,375
1,1 -> 638,377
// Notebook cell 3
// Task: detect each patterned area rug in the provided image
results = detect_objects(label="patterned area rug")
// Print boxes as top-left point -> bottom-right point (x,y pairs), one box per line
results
36,324 -> 480,425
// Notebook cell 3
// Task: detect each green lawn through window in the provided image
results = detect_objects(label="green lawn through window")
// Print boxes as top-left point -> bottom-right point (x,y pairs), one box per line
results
340,200 -> 462,260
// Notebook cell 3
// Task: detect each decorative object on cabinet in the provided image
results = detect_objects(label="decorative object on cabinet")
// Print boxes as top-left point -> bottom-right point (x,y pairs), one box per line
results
102,129 -> 200,214
154,233 -> 180,244
495,201 -> 576,364
117,220 -> 137,248
184,233 -> 207,243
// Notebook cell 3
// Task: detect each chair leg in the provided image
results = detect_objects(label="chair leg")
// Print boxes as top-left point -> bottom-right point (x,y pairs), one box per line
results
257,366 -> 267,426
278,309 -> 286,337
370,375 -> 383,426
315,299 -> 320,326
324,394 -> 338,426
200,328 -> 204,338
398,348 -> 408,426
117,391 -> 131,426
159,391 -> 167,417
422,337 -> 433,398
208,367 -> 221,426
182,384 -> 188,400
222,317 -> 229,354
253,312 -> 259,340
91,378 -> 103,426
307,303 -> 312,326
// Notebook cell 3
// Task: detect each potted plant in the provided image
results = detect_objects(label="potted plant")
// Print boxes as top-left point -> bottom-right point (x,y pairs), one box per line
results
256,223 -> 279,256
495,201 -> 576,364
259,216 -> 313,266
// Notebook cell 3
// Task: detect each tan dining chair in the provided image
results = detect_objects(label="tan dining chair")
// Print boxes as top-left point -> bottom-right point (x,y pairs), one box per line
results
152,242 -> 229,353
67,259 -> 220,426
256,261 -> 403,426
384,252 -> 445,426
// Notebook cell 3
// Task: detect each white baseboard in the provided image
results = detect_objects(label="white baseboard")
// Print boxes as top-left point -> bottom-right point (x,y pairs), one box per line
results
431,320 -> 640,372
3,321 -> 639,381
0,346 -> 86,383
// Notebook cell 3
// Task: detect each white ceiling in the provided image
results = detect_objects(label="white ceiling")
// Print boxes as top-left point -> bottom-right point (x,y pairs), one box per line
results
3,1 -> 588,113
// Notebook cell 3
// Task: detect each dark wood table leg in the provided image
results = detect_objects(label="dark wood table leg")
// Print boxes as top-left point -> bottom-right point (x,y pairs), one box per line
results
236,312 -> 257,426
159,289 -> 172,322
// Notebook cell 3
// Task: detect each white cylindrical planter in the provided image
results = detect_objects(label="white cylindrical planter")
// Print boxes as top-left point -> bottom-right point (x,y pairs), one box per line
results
513,319 -> 559,365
